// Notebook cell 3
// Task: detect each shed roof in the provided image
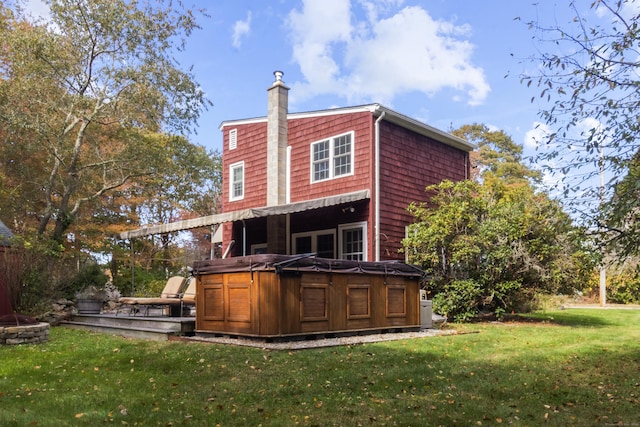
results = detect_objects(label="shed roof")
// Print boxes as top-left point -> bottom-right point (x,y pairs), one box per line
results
120,189 -> 370,239
0,219 -> 14,247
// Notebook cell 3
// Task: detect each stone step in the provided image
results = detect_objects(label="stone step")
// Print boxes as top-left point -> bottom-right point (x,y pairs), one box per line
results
72,314 -> 190,332
61,313 -> 195,341
62,320 -> 175,341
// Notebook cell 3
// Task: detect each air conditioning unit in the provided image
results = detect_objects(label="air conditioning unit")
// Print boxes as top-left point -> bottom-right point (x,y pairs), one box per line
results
419,290 -> 432,329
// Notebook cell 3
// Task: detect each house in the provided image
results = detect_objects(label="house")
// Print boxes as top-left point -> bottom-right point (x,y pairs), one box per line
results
120,71 -> 474,262
217,71 -> 473,261
117,72 -> 473,335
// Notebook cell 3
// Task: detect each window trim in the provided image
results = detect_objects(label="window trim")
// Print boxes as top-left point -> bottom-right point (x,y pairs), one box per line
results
229,161 -> 244,201
338,221 -> 367,261
310,131 -> 355,183
292,228 -> 336,258
251,243 -> 267,255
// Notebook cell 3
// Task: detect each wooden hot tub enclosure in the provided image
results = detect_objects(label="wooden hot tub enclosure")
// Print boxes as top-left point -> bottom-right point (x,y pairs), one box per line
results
192,254 -> 424,338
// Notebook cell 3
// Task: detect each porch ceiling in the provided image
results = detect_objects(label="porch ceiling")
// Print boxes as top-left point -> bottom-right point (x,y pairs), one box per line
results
120,189 -> 370,240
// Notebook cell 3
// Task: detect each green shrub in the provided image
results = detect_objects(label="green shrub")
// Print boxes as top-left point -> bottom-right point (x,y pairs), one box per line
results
432,279 -> 527,322
113,268 -> 181,297
433,279 -> 483,322
13,239 -> 77,315
63,263 -> 109,299
606,272 -> 640,304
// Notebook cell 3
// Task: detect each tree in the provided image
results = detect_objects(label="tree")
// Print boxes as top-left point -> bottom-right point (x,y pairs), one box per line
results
119,136 -> 222,273
452,123 -> 542,184
404,178 -> 594,321
403,125 -> 594,321
522,0 -> 640,254
0,0 -> 210,242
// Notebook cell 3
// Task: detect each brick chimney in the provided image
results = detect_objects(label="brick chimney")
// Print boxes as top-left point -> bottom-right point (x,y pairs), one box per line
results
266,71 -> 289,253
266,70 -> 289,207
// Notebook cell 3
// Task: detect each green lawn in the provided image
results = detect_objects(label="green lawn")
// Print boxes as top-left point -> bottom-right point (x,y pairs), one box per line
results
1,309 -> 639,426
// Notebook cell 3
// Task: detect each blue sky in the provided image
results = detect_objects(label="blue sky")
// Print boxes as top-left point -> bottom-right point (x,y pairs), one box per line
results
181,0 -> 548,153
20,0 -> 560,151
19,0 -> 628,202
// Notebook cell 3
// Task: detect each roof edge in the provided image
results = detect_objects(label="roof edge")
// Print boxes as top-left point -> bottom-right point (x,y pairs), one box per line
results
219,104 -> 378,130
371,105 -> 475,152
219,103 -> 475,152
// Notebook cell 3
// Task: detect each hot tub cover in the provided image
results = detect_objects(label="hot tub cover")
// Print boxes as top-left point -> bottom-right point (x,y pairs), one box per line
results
192,254 -> 425,278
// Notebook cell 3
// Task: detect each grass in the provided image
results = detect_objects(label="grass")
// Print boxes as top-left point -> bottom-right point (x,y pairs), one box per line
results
1,309 -> 639,426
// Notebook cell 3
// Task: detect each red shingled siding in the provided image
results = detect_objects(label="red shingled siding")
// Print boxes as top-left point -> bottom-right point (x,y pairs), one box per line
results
219,111 -> 469,261
220,122 -> 268,253
221,122 -> 268,211
287,111 -> 373,202
377,120 -> 469,260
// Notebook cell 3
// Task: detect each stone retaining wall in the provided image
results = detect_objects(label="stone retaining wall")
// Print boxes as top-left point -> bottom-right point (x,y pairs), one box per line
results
0,322 -> 50,345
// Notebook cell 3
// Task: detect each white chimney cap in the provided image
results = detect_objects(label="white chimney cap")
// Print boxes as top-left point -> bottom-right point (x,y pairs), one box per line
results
273,70 -> 284,82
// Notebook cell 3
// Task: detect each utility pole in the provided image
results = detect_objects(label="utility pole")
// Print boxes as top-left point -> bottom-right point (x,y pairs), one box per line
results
599,145 -> 606,307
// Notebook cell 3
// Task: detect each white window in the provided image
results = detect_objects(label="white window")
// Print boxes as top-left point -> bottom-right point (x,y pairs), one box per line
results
229,161 -> 244,201
310,131 -> 354,183
292,229 -> 336,258
229,129 -> 237,150
251,243 -> 267,255
339,222 -> 367,261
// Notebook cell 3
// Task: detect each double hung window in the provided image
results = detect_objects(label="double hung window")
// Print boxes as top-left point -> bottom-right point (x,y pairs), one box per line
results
229,161 -> 244,201
311,132 -> 354,182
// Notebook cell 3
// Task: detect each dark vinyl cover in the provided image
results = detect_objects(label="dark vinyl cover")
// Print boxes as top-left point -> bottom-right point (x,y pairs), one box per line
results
192,254 -> 424,278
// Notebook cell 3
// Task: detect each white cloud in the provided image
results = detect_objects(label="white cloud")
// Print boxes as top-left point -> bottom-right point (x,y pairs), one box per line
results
287,0 -> 352,96
287,0 -> 489,106
524,121 -> 551,150
232,12 -> 252,49
355,0 -> 405,23
594,0 -> 640,21
576,117 -> 604,140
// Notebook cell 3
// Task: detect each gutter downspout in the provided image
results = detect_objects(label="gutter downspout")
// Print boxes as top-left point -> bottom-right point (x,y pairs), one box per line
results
242,220 -> 247,256
374,109 -> 386,262
222,240 -> 235,259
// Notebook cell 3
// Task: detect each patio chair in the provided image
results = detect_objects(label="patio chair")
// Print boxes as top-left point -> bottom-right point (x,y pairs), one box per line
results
177,276 -> 196,316
117,276 -> 187,316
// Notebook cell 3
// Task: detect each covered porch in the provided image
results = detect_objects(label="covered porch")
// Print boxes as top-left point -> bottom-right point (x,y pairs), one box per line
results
119,189 -> 371,260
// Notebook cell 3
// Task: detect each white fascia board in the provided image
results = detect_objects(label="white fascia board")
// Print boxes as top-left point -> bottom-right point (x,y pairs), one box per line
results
218,105 -> 378,130
218,103 -> 475,152
219,116 -> 267,130
371,105 -> 476,152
